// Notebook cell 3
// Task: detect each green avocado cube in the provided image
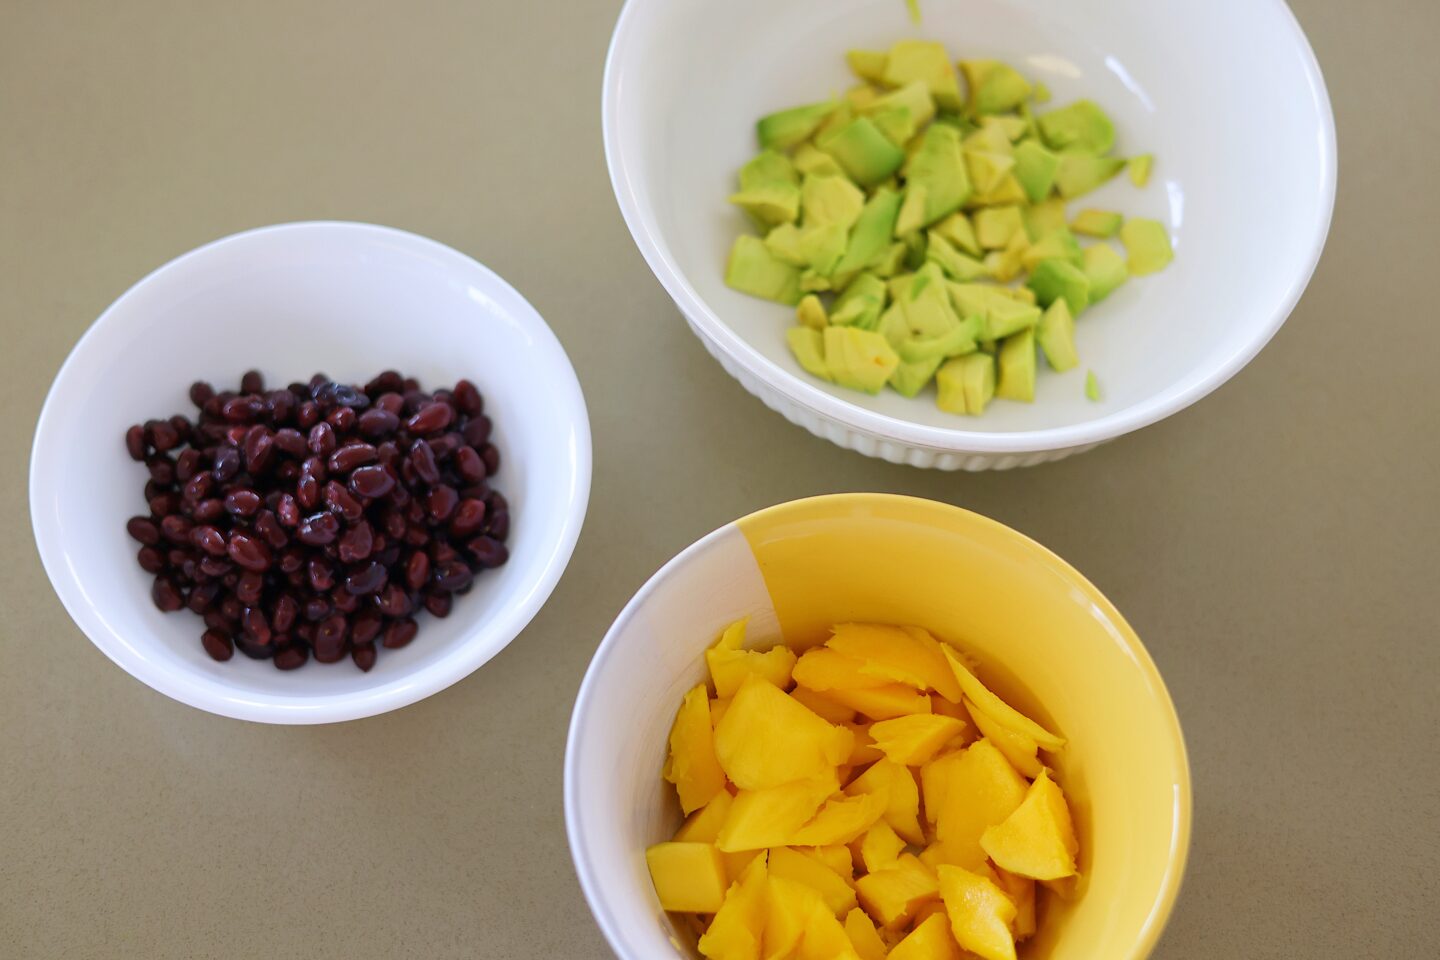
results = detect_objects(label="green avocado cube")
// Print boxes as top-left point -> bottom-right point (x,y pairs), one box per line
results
870,105 -> 918,146
787,327 -> 831,381
762,224 -> 808,266
1033,82 -> 1052,103
963,122 -> 1014,157
1013,140 -> 1060,203
932,211 -> 982,256
1021,227 -> 1083,270
1036,299 -> 1078,372
1023,197 -> 1068,241
873,242 -> 907,277
846,49 -> 889,84
730,150 -> 801,226
830,272 -> 888,330
833,188 -> 903,278
1027,258 -> 1091,314
1128,154 -> 1153,187
1054,152 -> 1126,199
824,326 -> 900,393
894,185 -> 929,239
799,268 -> 831,292
981,115 -> 1029,142
794,143 -> 846,178
985,295 -> 1042,340
1119,218 -> 1174,275
1082,243 -> 1128,302
796,294 -> 828,330
889,356 -> 944,398
1085,369 -> 1101,401
883,40 -> 963,111
925,231 -> 988,281
905,124 -> 972,225
974,205 -> 1024,249
797,223 -> 849,275
801,174 -> 865,229
726,235 -> 802,305
757,100 -> 837,151
866,80 -> 937,130
963,149 -> 1015,196
1037,99 -> 1116,155
995,327 -> 1037,402
818,117 -> 906,187
973,62 -> 1032,115
1071,208 -> 1123,238
898,313 -> 983,363
936,353 -> 996,415
897,263 -> 962,338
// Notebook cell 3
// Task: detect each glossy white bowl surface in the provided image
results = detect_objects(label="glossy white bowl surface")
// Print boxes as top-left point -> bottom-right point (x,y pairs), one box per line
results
603,0 -> 1336,469
30,222 -> 591,723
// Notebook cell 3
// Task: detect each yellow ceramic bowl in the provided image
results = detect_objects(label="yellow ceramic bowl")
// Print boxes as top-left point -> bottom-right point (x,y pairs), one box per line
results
566,494 -> 1190,959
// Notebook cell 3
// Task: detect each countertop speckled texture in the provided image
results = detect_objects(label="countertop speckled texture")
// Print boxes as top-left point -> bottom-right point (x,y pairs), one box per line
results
2,1 -> 1437,956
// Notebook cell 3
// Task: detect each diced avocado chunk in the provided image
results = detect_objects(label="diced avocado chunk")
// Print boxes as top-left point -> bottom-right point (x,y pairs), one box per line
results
1129,153 -> 1153,187
985,293 -> 1042,339
889,356 -> 943,398
898,313 -> 983,363
787,327 -> 831,380
757,100 -> 837,151
1082,242 -> 1128,302
933,211 -> 981,256
883,40 -> 963,111
995,327 -> 1037,402
981,114 -> 1029,141
1037,99 -> 1116,155
799,269 -> 831,292
1036,299 -> 1078,372
902,230 -> 928,270
1119,217 -> 1174,275
801,175 -> 865,228
833,187 -> 903,277
1054,152 -> 1125,199
1026,258 -> 1091,314
794,143 -> 846,178
1033,81 -> 1052,103
963,150 -> 1015,196
846,50 -> 889,84
987,227 -> 1030,283
824,325 -> 900,393
877,300 -> 909,348
830,272 -> 888,330
1085,369 -> 1101,401
896,263 -> 962,337
1071,208 -> 1123,238
968,172 -> 1027,208
894,185 -> 928,238
846,84 -> 881,110
936,352 -> 996,415
796,223 -> 849,275
869,105 -> 917,145
974,205 -> 1024,249
1013,139 -> 1060,203
1024,197 -> 1068,241
873,242 -> 907,277
796,294 -> 828,330
729,151 -> 801,226
905,0 -> 922,24
926,230 -> 987,280
865,81 -> 937,130
738,149 -> 798,188
905,124 -> 972,225
973,62 -> 1032,115
962,121 -> 1013,156
726,235 -> 802,305
1021,227 -> 1083,270
818,117 -> 906,187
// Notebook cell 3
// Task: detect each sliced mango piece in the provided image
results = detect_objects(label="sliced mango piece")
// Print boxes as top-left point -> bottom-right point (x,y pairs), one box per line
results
859,820 -> 907,873
843,722 -> 884,766
665,684 -> 728,814
792,791 -> 888,846
707,620 -> 798,699
869,714 -> 967,766
937,864 -> 1017,960
980,769 -> 1079,880
844,907 -> 889,960
699,852 -> 768,960
769,846 -> 858,917
797,898 -> 864,960
964,699 -> 1042,778
790,685 -> 858,724
676,789 -> 735,844
828,684 -> 934,721
714,675 -> 854,790
889,911 -> 962,960
763,875 -> 818,960
940,646 -> 1065,749
801,844 -> 856,882
993,867 -> 1037,940
646,842 -> 729,913
827,623 -> 964,701
794,647 -> 891,692
719,773 -> 841,852
929,739 -> 1028,869
846,758 -> 924,844
855,853 -> 940,928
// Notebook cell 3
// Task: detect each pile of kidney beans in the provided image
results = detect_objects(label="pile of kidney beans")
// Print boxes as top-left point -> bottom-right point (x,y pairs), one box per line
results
124,370 -> 509,670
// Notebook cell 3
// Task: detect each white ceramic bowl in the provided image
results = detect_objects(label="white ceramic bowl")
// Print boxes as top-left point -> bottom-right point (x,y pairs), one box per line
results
30,222 -> 591,724
603,0 -> 1336,470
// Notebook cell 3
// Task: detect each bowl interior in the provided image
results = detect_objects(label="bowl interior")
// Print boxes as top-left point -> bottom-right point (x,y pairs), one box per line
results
31,222 -> 588,722
607,0 -> 1332,438
567,495 -> 1189,959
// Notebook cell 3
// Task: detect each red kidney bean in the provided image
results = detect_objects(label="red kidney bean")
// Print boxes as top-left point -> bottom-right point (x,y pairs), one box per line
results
125,425 -> 148,461
468,536 -> 508,568
331,588 -> 359,614
349,465 -> 395,499
453,379 -> 482,416
265,389 -> 295,424
224,489 -> 261,517
194,498 -> 224,522
149,420 -> 180,452
217,594 -> 242,621
426,485 -> 459,523
149,492 -> 180,517
224,425 -> 250,446
190,525 -> 227,556
187,582 -> 220,613
236,571 -> 264,606
227,532 -> 271,571
374,583 -> 411,618
242,606 -> 272,645
174,448 -> 202,482
254,511 -> 288,549
375,544 -> 401,568
222,395 -> 263,422
351,642 -> 377,672
328,442 -> 377,474
345,562 -> 387,596
147,459 -> 175,485
307,421 -> 336,456
276,493 -> 300,527
273,644 -> 308,670
295,471 -> 320,511
450,499 -> 487,538
127,517 -> 161,545
486,508 -> 510,541
199,556 -> 233,578
301,595 -> 330,622
212,446 -> 241,482
296,400 -> 320,429
271,593 -> 299,633
240,370 -> 265,394
202,629 -> 234,661
137,546 -> 166,573
183,472 -> 213,502
373,392 -> 403,416
203,609 -> 232,633
236,635 -> 274,660
313,614 -> 346,653
429,433 -> 461,461
481,444 -> 500,476
307,558 -> 335,592
383,618 -> 418,649
357,408 -> 398,439
424,591 -> 453,618
277,546 -> 305,574
190,381 -> 216,407
433,561 -> 472,592
273,427 -> 306,458
244,426 -> 276,473
403,524 -> 428,547
406,402 -> 453,435
160,515 -> 192,543
366,370 -> 403,395
455,446 -> 486,484
326,405 -> 357,434
297,511 -> 340,546
152,576 -> 184,611
337,521 -> 374,564
461,415 -> 492,449
430,542 -> 459,567
323,481 -> 364,522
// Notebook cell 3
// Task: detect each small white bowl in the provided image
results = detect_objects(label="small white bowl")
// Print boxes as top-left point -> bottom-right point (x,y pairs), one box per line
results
30,222 -> 591,724
603,0 -> 1336,469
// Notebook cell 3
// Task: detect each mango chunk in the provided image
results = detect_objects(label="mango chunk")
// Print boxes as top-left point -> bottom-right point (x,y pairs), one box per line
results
827,623 -> 964,701
889,911 -> 962,960
719,773 -> 841,852
794,648 -> 890,692
646,842 -> 729,913
843,722 -> 884,766
928,739 -> 1028,869
763,875 -> 819,960
855,853 -> 940,928
869,714 -> 967,766
797,897 -> 865,960
937,864 -> 1017,960
714,674 -> 854,790
980,769 -> 1079,880
792,792 -> 888,846
964,698 -> 1041,777
801,844 -> 856,882
941,646 -> 1065,749
699,853 -> 768,960
844,907 -> 889,960
707,620 -> 798,698
791,686 -> 858,724
859,820 -> 907,874
827,684 -> 934,721
666,684 -> 728,814
993,867 -> 1037,940
769,846 -> 858,917
846,758 -> 924,844
676,789 -> 735,844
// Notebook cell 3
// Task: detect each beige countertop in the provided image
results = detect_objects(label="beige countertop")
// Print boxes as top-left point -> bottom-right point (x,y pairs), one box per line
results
2,0 -> 1436,956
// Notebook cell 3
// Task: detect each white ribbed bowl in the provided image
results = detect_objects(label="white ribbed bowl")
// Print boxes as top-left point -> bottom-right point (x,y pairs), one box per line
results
603,0 -> 1336,470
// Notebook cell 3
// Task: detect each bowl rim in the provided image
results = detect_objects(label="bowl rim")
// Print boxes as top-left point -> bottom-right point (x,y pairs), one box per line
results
28,220 -> 593,724
564,492 -> 1192,960
600,0 -> 1337,454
